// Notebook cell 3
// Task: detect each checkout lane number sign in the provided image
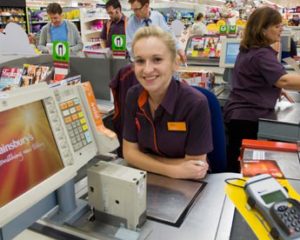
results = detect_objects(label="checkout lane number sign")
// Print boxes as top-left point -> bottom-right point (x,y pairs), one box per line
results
112,35 -> 126,51
53,41 -> 69,63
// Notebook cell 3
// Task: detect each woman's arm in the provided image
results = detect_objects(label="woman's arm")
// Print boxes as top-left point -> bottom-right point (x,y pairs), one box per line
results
123,139 -> 208,180
275,74 -> 300,90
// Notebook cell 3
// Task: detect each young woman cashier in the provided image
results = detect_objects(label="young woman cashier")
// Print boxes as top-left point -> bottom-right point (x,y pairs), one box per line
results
123,26 -> 213,180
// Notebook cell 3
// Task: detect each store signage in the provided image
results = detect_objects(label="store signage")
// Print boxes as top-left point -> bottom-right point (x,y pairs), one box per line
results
228,25 -> 237,34
219,25 -> 228,34
112,34 -> 126,51
52,41 -> 69,81
53,41 -> 70,63
219,25 -> 237,35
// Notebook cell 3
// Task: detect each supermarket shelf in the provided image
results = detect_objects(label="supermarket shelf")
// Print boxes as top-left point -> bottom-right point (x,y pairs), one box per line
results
84,29 -> 102,35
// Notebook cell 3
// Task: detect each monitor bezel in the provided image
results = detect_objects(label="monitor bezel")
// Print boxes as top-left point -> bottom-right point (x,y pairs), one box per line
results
0,84 -> 77,227
219,38 -> 241,68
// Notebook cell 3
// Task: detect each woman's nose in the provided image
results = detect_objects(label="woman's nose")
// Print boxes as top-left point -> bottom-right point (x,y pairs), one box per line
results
144,60 -> 153,73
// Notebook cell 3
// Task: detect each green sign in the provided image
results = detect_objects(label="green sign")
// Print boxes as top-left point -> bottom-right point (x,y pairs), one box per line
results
229,25 -> 237,34
53,41 -> 69,62
112,35 -> 126,51
219,25 -> 228,34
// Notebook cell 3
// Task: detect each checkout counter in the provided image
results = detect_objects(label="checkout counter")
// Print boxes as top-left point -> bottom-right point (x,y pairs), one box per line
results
2,36 -> 300,240
258,91 -> 300,143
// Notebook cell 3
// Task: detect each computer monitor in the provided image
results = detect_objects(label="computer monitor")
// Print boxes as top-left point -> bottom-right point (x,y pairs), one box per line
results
219,38 -> 241,68
0,83 -> 97,231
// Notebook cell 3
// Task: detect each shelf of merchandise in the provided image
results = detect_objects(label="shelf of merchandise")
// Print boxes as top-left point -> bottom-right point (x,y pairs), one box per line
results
0,7 -> 29,33
80,7 -> 109,53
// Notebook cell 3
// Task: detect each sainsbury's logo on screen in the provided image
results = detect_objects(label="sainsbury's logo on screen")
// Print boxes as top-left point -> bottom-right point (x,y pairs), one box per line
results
0,101 -> 64,208
0,134 -> 34,167
0,134 -> 34,155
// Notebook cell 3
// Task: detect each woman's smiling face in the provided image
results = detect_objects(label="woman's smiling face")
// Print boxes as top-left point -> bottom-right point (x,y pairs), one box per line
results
133,36 -> 177,94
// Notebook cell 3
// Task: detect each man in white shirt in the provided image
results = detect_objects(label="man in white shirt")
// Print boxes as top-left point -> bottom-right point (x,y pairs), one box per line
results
126,0 -> 186,63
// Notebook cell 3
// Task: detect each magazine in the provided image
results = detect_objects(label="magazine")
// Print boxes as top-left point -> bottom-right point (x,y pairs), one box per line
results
21,64 -> 50,87
0,67 -> 23,91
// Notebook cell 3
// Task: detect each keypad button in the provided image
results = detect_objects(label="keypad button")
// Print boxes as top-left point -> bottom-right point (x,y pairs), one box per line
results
62,109 -> 70,116
67,100 -> 74,107
78,112 -> 84,118
85,132 -> 92,143
80,133 -> 85,140
278,205 -> 288,212
69,131 -> 75,137
74,98 -> 80,104
82,124 -> 88,131
80,118 -> 86,124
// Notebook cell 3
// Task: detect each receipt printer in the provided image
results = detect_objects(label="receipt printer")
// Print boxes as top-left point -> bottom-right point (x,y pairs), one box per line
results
87,161 -> 147,230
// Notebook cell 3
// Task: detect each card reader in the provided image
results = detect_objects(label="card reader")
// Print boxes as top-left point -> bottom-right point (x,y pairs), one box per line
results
245,174 -> 300,239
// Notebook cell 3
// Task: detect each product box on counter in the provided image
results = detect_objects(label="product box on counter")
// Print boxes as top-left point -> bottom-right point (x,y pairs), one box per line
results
175,66 -> 215,90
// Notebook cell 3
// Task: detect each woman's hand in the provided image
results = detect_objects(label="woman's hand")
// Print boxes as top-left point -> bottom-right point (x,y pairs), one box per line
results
170,160 -> 209,180
280,90 -> 295,103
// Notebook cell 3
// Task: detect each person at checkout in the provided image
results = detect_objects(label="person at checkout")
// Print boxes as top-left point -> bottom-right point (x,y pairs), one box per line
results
224,7 -> 300,173
100,0 -> 127,50
122,26 -> 212,180
38,3 -> 83,55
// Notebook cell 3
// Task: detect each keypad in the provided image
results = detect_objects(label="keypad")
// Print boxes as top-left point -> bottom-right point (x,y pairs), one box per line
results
271,199 -> 300,236
60,98 -> 92,152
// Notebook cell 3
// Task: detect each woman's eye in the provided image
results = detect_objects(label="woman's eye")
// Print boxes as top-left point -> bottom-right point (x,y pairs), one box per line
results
135,59 -> 144,64
153,57 -> 162,63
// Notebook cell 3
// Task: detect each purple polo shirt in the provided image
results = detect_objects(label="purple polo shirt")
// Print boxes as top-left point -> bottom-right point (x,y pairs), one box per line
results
101,15 -> 126,49
224,46 -> 287,122
123,79 -> 213,158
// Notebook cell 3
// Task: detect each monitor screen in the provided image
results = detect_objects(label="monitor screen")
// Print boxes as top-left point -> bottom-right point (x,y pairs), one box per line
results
0,101 -> 64,208
225,42 -> 240,65
219,38 -> 241,68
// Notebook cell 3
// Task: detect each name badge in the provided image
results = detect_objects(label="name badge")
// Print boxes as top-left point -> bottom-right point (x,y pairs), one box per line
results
167,122 -> 187,131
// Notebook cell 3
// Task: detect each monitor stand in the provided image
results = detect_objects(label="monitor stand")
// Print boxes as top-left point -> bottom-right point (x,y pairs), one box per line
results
223,68 -> 233,88
45,179 -> 89,225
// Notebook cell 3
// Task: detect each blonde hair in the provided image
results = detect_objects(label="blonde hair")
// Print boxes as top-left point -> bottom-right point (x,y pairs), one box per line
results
132,26 -> 177,60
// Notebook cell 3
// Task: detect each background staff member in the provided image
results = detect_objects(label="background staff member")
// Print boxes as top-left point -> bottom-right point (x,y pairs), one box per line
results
123,26 -> 212,180
126,0 -> 186,63
101,0 -> 127,49
224,7 -> 300,173
38,3 -> 83,54
191,13 -> 208,36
